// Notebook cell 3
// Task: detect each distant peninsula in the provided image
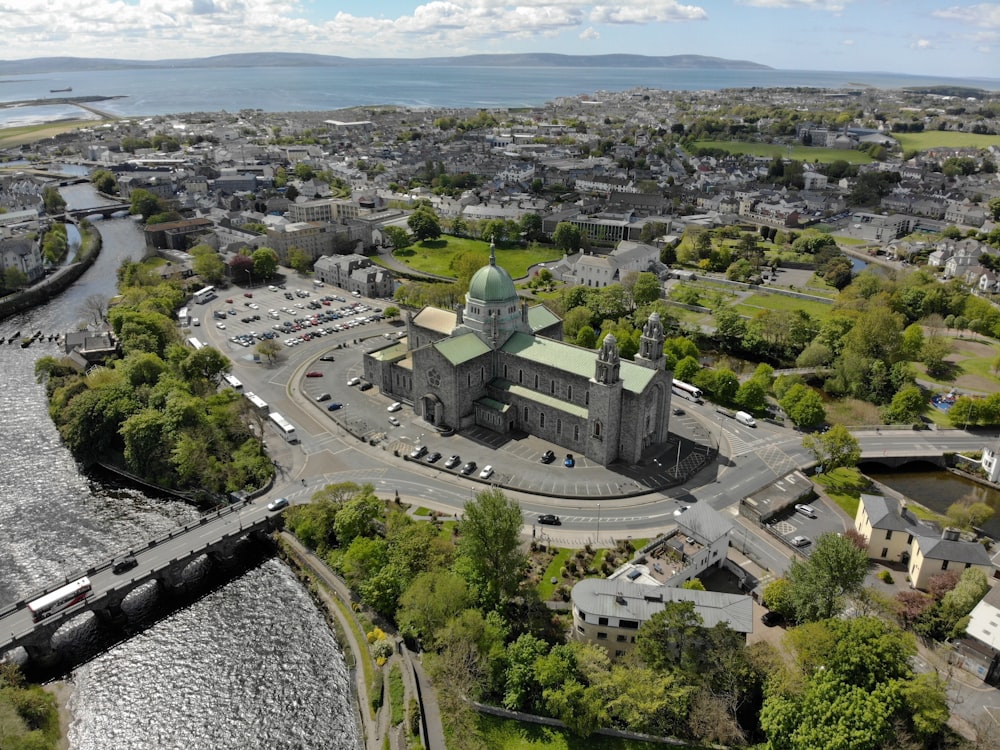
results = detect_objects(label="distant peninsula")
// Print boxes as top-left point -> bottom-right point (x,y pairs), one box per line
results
0,52 -> 772,75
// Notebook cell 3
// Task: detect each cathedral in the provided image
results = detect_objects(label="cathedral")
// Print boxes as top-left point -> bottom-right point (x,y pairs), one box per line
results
362,245 -> 674,466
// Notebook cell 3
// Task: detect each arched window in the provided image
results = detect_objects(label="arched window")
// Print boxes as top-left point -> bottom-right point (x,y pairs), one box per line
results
594,421 -> 602,438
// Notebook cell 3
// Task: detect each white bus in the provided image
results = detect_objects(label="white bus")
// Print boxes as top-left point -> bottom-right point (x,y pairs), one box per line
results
193,285 -> 217,304
268,412 -> 298,443
221,373 -> 244,392
244,392 -> 269,415
177,306 -> 191,326
672,378 -> 703,403
186,337 -> 205,350
27,577 -> 93,622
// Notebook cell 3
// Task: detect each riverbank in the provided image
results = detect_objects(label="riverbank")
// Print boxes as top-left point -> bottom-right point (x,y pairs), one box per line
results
43,679 -> 73,750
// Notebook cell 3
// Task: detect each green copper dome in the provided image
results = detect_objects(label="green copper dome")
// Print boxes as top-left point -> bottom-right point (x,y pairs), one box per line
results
468,244 -> 517,302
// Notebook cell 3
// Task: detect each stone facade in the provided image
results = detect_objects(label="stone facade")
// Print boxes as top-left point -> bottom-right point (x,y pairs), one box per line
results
363,244 -> 673,466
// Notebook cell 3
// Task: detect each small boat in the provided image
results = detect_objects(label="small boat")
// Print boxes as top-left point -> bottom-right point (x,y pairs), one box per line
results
50,87 -> 72,93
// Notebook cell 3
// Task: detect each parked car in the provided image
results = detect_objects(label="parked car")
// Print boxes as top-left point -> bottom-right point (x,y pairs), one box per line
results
538,514 -> 561,525
794,503 -> 817,518
359,381 -> 373,391
761,610 -> 783,627
347,377 -> 361,386
327,402 -> 343,411
540,450 -> 556,464
306,371 -> 323,378
564,454 -> 575,468
444,455 -> 461,469
320,355 -> 336,362
479,465 -> 494,479
791,535 -> 811,547
409,445 -> 427,459
387,416 -> 401,427
267,497 -> 289,511
425,451 -> 442,463
672,407 -> 685,416
112,556 -> 138,574
316,393 -> 332,402
460,461 -> 477,475
387,402 -> 402,412
216,322 -> 226,330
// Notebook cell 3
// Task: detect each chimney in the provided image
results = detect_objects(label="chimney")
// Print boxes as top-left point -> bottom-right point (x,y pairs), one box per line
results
615,593 -> 627,606
942,527 -> 961,542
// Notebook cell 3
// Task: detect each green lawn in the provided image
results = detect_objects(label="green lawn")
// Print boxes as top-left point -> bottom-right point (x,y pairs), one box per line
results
536,548 -> 573,600
689,140 -> 873,165
894,131 -> 1000,151
394,238 -> 561,280
477,714 -> 695,750
388,663 -> 405,726
734,293 -> 833,320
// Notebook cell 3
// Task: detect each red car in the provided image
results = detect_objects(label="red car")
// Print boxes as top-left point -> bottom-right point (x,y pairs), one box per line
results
243,292 -> 253,298
305,371 -> 323,378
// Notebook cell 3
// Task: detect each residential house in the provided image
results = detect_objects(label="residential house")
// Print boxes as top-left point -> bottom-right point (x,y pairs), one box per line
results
959,585 -> 1000,684
854,493 -> 922,563
908,528 -> 993,590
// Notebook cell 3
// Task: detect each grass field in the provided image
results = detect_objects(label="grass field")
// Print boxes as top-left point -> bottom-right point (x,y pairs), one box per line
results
536,548 -> 573,600
734,293 -> 833,320
0,119 -> 107,148
689,140 -> 873,164
893,131 -> 1000,151
476,714 -> 695,750
394,238 -> 561,280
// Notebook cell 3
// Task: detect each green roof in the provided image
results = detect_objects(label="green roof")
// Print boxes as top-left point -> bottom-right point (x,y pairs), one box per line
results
493,379 -> 589,418
434,332 -> 491,365
500,332 -> 657,394
369,342 -> 408,361
477,397 -> 511,413
527,304 -> 560,332
468,263 -> 517,302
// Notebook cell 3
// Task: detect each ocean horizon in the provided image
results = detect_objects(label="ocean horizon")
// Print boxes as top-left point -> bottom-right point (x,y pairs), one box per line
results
1,63 -> 998,128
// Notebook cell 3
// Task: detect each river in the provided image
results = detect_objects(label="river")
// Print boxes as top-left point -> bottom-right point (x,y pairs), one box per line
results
0,184 -> 359,749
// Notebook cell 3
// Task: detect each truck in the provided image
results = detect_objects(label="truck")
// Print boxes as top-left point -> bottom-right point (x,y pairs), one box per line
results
735,411 -> 757,427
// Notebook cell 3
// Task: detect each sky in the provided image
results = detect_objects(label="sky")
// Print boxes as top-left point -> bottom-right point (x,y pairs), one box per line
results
0,1 -> 995,79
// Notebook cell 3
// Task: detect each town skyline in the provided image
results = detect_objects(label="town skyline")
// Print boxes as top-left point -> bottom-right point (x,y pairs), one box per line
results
0,1 -> 994,81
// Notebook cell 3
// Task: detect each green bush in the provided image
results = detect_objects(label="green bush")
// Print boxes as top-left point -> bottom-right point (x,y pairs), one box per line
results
371,670 -> 384,712
879,570 -> 894,584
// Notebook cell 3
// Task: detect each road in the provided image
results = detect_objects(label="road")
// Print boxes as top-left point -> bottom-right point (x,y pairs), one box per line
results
201,279 -> 994,555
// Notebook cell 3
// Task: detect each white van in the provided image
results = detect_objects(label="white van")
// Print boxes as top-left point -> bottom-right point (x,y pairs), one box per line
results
735,411 -> 757,428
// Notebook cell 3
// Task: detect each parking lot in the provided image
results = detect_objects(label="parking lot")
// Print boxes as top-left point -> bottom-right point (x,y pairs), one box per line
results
765,497 -> 844,555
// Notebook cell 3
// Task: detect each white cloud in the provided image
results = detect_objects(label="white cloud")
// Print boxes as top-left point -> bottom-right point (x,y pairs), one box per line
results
737,0 -> 849,10
580,26 -> 600,40
589,2 -> 707,24
913,39 -> 933,49
841,39 -> 854,46
932,3 -> 1000,28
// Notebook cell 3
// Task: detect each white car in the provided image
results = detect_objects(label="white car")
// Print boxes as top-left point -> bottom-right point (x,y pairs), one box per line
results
479,465 -> 494,479
794,503 -> 817,518
388,416 -> 401,427
267,497 -> 289,512
347,377 -> 361,386
387,402 -> 402,412
216,322 -> 226,329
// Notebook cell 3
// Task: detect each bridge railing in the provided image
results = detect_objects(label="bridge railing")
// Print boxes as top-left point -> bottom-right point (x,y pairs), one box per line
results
1,498 -> 259,620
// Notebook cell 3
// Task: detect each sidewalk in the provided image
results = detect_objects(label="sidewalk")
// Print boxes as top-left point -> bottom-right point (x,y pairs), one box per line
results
280,533 -> 447,750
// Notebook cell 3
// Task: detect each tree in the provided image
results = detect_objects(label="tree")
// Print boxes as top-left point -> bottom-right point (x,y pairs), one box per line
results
251,247 -> 279,279
180,346 -> 230,385
763,578 -> 795,618
79,294 -> 110,327
334,491 -> 383,547
91,168 -> 118,195
631,272 -> 661,307
383,225 -> 411,250
255,338 -> 282,364
802,424 -> 860,471
286,247 -> 312,274
779,383 -> 826,427
407,208 -> 441,241
673,355 -> 700,383
382,306 -> 400,321
552,222 -> 581,253
129,188 -> 161,221
2,266 -> 28,290
881,385 -> 925,424
921,333 -> 952,378
42,185 -> 66,214
458,488 -> 526,608
636,600 -> 704,674
192,250 -> 225,285
397,571 -> 471,648
735,379 -> 768,413
787,532 -> 870,622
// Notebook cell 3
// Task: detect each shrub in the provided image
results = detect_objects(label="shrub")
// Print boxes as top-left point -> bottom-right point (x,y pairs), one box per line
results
879,570 -> 894,584
371,670 -> 384,711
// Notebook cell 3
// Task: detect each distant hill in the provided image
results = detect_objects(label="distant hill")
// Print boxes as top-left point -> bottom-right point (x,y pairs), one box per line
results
0,52 -> 772,75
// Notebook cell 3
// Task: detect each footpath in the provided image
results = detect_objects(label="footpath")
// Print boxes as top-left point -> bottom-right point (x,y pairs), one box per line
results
279,533 -> 447,750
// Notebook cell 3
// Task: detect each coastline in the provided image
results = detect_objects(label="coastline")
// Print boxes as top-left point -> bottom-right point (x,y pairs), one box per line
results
43,679 -> 73,750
